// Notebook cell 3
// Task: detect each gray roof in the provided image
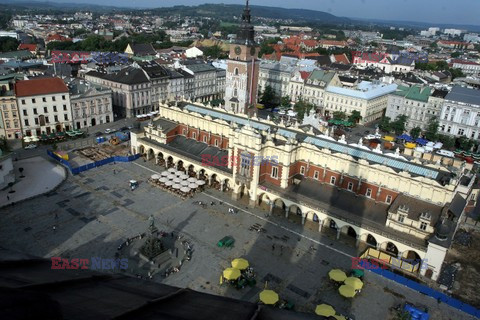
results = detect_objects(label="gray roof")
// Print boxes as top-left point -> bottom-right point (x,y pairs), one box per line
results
184,63 -> 217,73
445,86 -> 480,106
448,193 -> 466,218
138,61 -> 169,79
130,43 -> 157,56
389,194 -> 444,227
86,67 -> 149,85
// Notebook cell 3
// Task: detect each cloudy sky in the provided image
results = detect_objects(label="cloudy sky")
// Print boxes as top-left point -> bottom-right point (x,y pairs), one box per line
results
52,0 -> 480,25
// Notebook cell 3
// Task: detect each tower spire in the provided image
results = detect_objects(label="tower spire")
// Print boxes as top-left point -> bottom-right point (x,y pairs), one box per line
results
238,0 -> 254,43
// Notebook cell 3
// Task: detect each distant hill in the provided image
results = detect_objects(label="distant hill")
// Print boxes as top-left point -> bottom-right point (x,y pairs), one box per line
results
0,1 -> 350,24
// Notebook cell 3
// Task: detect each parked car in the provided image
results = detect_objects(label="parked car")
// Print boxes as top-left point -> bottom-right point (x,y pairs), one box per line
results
24,144 -> 37,150
95,131 -> 103,137
119,126 -> 129,132
104,128 -> 114,134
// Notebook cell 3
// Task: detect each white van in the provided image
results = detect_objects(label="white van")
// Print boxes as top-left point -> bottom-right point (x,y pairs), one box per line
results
436,149 -> 455,158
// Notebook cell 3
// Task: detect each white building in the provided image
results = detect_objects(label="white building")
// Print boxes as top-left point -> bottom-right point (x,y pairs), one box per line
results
15,77 -> 73,137
439,86 -> 480,140
185,47 -> 203,59
68,79 -> 113,130
303,70 -> 341,107
324,81 -> 398,124
444,29 -> 463,37
258,60 -> 296,99
451,59 -> 480,76
385,85 -> 447,131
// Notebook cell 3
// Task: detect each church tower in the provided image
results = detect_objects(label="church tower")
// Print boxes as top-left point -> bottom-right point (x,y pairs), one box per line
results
224,0 -> 260,114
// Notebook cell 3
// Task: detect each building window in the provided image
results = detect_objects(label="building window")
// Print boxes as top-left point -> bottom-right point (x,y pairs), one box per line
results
397,215 -> 405,223
62,95 -> 66,100
330,176 -> 336,185
45,116 -> 49,123
24,119 -> 29,126
458,128 -> 465,135
34,118 -> 38,125
366,188 -> 372,198
240,153 -> 251,177
54,115 -> 58,122
300,166 -> 305,175
347,182 -> 353,191
52,96 -> 56,101
420,222 -> 428,231
203,136 -> 207,143
53,106 -> 57,112
43,107 -> 47,113
192,132 -> 196,139
63,105 -> 67,111
271,166 -> 278,179
64,114 -> 68,121
214,140 -> 219,147
234,68 -> 239,75
182,129 -> 186,135
314,171 -> 319,180
32,98 -> 36,103
23,110 -> 27,116
42,97 -> 46,102
21,99 -> 25,105
386,195 -> 392,204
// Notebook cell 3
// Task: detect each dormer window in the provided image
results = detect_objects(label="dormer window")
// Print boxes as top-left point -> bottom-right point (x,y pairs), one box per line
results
398,204 -> 409,215
419,221 -> 428,231
420,212 -> 431,221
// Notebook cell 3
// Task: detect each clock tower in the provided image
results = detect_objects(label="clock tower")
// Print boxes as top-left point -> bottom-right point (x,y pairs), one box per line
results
224,0 -> 260,114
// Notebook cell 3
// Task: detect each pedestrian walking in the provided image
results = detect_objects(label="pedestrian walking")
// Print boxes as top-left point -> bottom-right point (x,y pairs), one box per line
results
55,213 -> 58,219
7,195 -> 9,201
272,244 -> 275,251
53,225 -> 56,233
113,169 -> 116,175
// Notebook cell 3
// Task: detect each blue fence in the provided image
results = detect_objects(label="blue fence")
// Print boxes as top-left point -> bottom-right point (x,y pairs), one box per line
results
368,267 -> 480,318
47,150 -> 140,175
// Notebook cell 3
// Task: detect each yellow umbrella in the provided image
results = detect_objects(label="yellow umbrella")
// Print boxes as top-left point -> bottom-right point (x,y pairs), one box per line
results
344,277 -> 363,290
231,258 -> 249,270
329,269 -> 347,282
315,304 -> 335,317
223,268 -> 241,280
339,285 -> 356,298
259,290 -> 279,305
333,315 -> 347,320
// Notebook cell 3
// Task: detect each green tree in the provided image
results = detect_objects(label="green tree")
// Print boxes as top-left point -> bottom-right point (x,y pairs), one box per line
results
438,134 -> 455,149
260,85 -> 277,108
391,115 -> 408,135
293,99 -> 314,122
202,45 -> 222,59
379,116 -> 392,133
410,127 -> 422,139
0,37 -> 20,52
348,110 -> 362,124
429,42 -> 438,49
451,51 -> 461,58
450,68 -> 465,80
458,136 -> 475,151
332,111 -> 347,121
424,117 -> 439,141
280,95 -> 291,108
435,60 -> 448,70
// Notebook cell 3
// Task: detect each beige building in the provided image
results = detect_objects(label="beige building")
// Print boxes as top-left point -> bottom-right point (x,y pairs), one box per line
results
1,91 -> 21,140
324,81 -> 398,124
303,70 -> 341,108
131,100 -> 471,281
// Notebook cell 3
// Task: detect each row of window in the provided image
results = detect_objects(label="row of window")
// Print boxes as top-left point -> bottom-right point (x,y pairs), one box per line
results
182,129 -> 220,147
24,114 -> 69,126
397,215 -> 428,231
21,95 -> 66,104
23,105 -> 68,116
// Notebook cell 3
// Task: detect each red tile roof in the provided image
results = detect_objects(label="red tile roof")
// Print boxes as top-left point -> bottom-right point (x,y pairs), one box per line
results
47,34 -> 71,42
299,71 -> 311,80
334,53 -> 350,64
451,59 -> 480,66
15,77 -> 69,97
18,44 -> 37,51
301,40 -> 318,47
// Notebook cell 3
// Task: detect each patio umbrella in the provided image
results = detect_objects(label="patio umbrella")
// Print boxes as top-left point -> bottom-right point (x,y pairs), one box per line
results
187,177 -> 197,183
159,177 -> 168,183
415,138 -> 428,146
23,136 -> 31,143
188,184 -> 198,189
168,168 -> 176,173
196,180 -> 206,186
223,268 -> 241,280
180,174 -> 189,180
333,315 -> 347,320
165,181 -> 174,186
329,269 -> 347,282
167,174 -> 176,180
151,174 -> 160,180
315,304 -> 335,317
181,181 -> 189,186
30,136 -> 39,142
344,277 -> 363,290
259,290 -> 279,305
173,178 -> 182,183
161,171 -> 169,177
173,184 -> 182,189
180,187 -> 191,193
339,285 -> 356,298
231,258 -> 249,270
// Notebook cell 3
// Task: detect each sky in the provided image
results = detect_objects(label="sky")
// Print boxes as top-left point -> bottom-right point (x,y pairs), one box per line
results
52,0 -> 480,26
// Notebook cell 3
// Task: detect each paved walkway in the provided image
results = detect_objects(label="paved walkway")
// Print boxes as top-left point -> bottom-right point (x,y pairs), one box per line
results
0,156 -> 66,207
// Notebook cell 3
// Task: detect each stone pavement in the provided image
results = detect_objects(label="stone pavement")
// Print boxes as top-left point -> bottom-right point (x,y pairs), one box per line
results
0,158 -> 476,320
0,156 -> 66,207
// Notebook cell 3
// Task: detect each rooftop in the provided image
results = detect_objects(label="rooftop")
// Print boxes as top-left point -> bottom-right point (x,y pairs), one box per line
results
445,86 -> 480,106
15,77 -> 68,97
393,85 -> 432,103
86,67 -> 149,85
326,81 -> 398,100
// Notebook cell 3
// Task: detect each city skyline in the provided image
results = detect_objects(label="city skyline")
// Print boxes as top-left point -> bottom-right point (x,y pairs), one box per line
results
27,0 -> 480,26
